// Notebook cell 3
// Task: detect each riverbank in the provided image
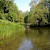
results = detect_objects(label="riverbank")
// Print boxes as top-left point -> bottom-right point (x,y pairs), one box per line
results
24,23 -> 50,28
0,20 -> 25,45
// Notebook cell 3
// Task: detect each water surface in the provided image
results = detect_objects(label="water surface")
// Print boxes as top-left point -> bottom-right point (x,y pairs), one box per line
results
0,27 -> 50,50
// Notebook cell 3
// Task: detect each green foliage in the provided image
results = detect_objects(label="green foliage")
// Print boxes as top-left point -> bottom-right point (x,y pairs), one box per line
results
24,11 -> 30,23
0,19 -> 25,45
0,0 -> 25,23
18,10 -> 25,23
27,0 -> 50,25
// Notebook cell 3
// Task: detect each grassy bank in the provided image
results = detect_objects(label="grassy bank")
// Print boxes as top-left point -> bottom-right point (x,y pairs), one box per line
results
0,20 -> 25,45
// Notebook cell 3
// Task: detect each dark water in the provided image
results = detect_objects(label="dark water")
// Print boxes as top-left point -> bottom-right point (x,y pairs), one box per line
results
0,27 -> 50,50
24,27 -> 50,50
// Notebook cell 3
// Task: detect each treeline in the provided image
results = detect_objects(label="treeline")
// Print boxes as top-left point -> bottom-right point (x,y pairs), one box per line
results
0,0 -> 25,23
0,0 -> 50,25
24,0 -> 50,26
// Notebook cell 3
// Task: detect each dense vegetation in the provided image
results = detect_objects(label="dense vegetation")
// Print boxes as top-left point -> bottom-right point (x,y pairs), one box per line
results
0,0 -> 50,26
24,0 -> 50,26
0,0 -> 50,34
0,0 -> 50,50
0,19 -> 25,45
0,0 -> 25,45
0,0 -> 25,23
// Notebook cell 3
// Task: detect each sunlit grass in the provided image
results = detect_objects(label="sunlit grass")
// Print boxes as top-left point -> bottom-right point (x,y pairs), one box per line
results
0,20 -> 25,45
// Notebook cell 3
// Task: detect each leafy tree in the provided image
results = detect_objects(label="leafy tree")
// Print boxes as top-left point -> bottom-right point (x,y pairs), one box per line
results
24,11 -> 30,23
0,0 -> 21,22
28,0 -> 50,25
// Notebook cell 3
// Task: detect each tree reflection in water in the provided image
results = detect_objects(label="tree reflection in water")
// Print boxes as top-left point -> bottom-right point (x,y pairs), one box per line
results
25,27 -> 50,50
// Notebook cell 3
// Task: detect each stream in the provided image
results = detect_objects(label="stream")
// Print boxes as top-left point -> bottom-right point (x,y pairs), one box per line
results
0,27 -> 50,50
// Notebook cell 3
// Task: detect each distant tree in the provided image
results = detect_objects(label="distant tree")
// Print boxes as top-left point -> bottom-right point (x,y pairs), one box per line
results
24,11 -> 30,23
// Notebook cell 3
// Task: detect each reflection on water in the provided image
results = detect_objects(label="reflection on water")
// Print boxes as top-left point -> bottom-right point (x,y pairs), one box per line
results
25,27 -> 50,50
0,27 -> 50,50
18,27 -> 50,50
18,39 -> 33,50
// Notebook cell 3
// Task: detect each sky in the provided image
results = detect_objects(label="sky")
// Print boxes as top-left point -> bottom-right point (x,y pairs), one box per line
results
32,0 -> 40,6
14,0 -> 31,12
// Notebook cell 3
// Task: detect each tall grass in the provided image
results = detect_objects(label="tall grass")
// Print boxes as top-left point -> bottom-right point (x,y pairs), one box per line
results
0,20 -> 25,45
